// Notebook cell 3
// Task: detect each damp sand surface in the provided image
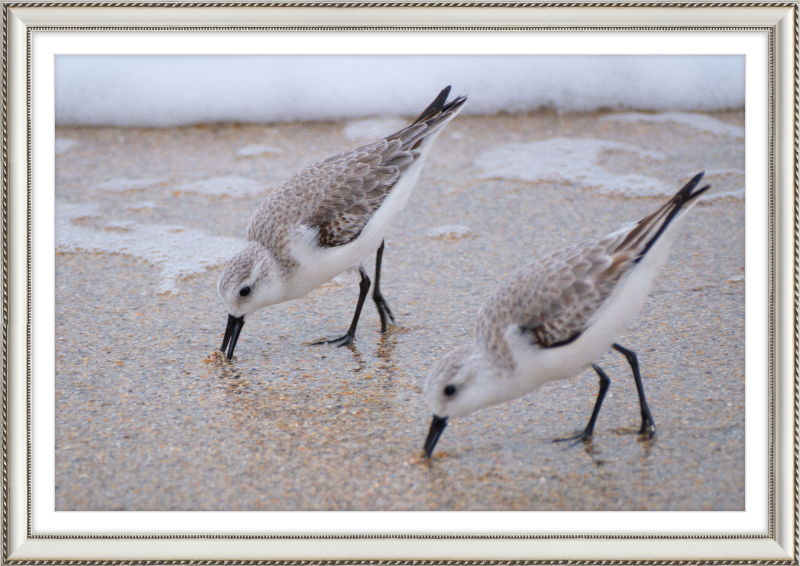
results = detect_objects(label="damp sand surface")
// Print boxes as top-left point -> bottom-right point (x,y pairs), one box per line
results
55,110 -> 745,512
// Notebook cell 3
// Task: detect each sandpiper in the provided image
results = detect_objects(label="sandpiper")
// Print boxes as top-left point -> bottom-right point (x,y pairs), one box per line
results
218,87 -> 468,360
423,173 -> 710,457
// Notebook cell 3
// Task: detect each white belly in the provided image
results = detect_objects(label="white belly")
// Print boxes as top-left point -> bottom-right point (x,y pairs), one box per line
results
507,219 -> 686,395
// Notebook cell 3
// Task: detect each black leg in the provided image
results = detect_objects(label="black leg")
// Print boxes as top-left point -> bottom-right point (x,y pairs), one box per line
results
554,364 -> 610,443
312,266 -> 371,347
372,239 -> 395,333
613,343 -> 656,438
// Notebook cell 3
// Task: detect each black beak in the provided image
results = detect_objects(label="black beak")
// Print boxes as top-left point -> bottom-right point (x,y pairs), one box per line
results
423,415 -> 448,459
220,314 -> 245,360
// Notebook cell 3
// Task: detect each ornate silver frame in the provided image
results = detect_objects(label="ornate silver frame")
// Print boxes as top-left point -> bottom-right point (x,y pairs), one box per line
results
3,2 -> 797,563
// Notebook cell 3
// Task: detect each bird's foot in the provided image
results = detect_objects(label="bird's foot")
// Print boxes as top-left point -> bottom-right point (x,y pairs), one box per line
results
553,429 -> 594,446
312,332 -> 356,347
638,420 -> 656,440
373,293 -> 396,333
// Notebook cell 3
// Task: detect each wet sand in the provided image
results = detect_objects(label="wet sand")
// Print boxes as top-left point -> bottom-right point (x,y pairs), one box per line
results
55,110 -> 745,512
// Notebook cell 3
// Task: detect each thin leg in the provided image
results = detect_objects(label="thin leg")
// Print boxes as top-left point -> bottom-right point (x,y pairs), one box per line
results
554,364 -> 610,443
372,239 -> 395,333
312,266 -> 371,347
613,343 -> 656,438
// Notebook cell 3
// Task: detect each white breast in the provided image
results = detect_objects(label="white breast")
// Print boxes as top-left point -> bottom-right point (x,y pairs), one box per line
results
506,212 -> 690,394
279,146 -> 435,302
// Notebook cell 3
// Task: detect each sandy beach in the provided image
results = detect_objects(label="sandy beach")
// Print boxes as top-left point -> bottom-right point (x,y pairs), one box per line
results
54,109 -> 745,512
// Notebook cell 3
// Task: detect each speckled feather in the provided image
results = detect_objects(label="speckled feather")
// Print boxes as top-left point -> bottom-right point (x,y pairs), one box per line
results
423,173 -> 710,436
246,90 -> 468,258
217,87 -> 467,330
477,175 -> 710,362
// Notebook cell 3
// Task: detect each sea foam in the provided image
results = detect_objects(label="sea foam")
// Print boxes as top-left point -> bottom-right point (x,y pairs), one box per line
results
55,138 -> 79,154
344,118 -> 407,143
55,55 -> 744,127
426,225 -> 472,240
601,112 -> 745,139
56,201 -> 244,294
236,145 -> 284,158
171,176 -> 267,198
476,138 -> 673,197
92,178 -> 169,192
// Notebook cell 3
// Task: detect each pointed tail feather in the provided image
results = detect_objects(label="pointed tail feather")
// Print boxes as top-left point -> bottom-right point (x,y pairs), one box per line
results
620,173 -> 711,263
390,86 -> 467,150
411,85 -> 467,125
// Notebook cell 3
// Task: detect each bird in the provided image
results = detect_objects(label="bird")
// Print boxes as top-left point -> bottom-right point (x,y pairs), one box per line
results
218,86 -> 468,360
422,173 -> 710,458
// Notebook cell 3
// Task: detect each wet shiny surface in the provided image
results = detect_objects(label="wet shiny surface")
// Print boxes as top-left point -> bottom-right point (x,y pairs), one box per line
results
55,111 -> 745,511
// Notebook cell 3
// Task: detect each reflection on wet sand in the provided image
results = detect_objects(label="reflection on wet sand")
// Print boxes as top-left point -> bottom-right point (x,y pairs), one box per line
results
55,111 -> 745,511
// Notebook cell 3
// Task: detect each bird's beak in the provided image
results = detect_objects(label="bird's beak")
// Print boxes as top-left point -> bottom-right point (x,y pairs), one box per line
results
423,415 -> 448,458
220,314 -> 245,360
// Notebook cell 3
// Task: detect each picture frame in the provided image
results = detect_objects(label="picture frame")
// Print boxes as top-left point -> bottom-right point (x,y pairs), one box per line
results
4,1 -> 797,563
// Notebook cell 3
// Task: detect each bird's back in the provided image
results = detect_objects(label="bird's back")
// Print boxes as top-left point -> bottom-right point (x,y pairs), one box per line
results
246,88 -> 468,254
476,173 -> 711,365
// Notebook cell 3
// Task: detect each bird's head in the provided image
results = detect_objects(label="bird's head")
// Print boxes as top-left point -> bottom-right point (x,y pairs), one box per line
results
216,242 -> 283,359
422,344 -> 498,458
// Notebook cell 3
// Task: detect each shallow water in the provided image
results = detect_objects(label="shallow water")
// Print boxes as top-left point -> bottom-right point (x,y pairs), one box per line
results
55,110 -> 745,512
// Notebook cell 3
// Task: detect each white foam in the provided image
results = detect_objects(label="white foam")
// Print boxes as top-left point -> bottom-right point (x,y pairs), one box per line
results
316,272 -> 355,292
171,176 -> 266,198
56,201 -> 244,294
92,178 -> 168,192
696,169 -> 745,202
700,189 -> 745,202
705,168 -> 746,177
126,201 -> 161,211
426,224 -> 472,239
476,138 -> 673,197
57,202 -> 101,221
103,220 -> 138,232
55,138 -> 79,154
235,144 -> 284,157
343,118 -> 407,143
602,111 -> 744,139
55,55 -> 744,127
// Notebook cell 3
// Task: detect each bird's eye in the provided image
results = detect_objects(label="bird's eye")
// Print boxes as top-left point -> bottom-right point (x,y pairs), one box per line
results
239,286 -> 251,297
444,385 -> 457,397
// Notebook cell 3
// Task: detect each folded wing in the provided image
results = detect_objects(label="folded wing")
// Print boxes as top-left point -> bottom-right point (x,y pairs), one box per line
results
479,173 -> 710,350
302,87 -> 467,248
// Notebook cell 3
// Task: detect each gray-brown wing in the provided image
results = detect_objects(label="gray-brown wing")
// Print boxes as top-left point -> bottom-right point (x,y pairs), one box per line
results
247,88 -> 466,249
305,90 -> 468,247
245,138 -> 415,248
478,233 -> 635,350
253,88 -> 466,249
478,172 -> 711,351
303,139 -> 416,247
519,237 -> 635,347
